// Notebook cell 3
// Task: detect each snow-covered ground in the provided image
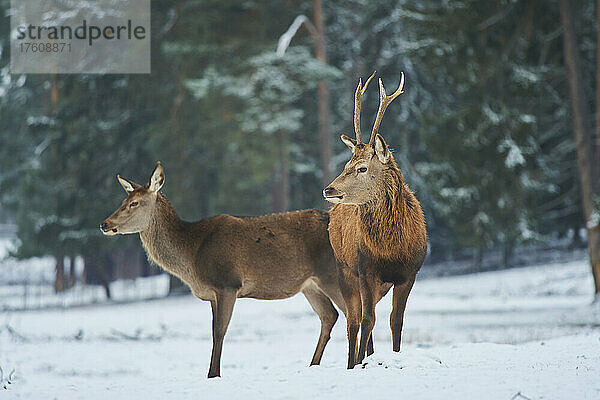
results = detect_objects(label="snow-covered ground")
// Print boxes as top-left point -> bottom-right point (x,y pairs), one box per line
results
1,258 -> 599,399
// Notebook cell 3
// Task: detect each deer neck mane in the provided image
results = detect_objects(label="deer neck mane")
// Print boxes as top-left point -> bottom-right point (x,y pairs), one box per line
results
358,164 -> 409,260
139,193 -> 193,283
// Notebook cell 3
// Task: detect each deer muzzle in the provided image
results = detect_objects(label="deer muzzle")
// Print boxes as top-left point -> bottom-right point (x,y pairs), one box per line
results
100,221 -> 118,235
323,187 -> 345,203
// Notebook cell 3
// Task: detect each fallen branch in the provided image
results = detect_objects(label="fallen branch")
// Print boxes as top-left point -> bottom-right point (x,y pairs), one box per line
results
0,365 -> 16,390
511,392 -> 533,400
108,328 -> 162,342
110,328 -> 142,341
3,324 -> 29,342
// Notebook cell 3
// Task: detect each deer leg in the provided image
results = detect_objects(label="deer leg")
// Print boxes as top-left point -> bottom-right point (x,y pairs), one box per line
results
390,274 -> 416,352
356,272 -> 376,364
345,301 -> 361,369
208,288 -> 236,378
338,265 -> 361,369
367,333 -> 374,356
303,286 -> 339,366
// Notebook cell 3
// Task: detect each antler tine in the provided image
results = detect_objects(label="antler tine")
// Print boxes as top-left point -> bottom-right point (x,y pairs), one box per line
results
354,70 -> 376,143
369,72 -> 405,144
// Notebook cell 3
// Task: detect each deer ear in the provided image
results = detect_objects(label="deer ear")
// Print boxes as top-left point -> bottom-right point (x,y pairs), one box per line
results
341,135 -> 358,152
148,162 -> 165,193
117,175 -> 140,193
373,134 -> 391,163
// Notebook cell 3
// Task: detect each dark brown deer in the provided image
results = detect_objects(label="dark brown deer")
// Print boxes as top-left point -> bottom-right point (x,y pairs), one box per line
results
323,72 -> 428,367
100,162 -> 365,377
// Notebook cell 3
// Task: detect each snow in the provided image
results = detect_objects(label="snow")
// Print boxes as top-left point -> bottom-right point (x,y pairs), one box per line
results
1,257 -> 599,399
276,15 -> 311,57
498,138 -> 525,168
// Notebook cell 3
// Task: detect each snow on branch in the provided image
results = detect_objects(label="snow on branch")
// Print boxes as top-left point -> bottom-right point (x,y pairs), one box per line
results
510,392 -> 533,400
586,209 -> 600,230
2,324 -> 29,342
277,15 -> 318,57
107,328 -> 163,341
0,365 -> 16,390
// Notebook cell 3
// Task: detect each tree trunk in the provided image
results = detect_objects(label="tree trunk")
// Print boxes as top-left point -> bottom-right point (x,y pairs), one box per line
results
67,257 -> 76,289
98,254 -> 113,300
472,246 -> 483,273
272,129 -> 290,212
502,239 -> 514,269
54,256 -> 65,293
313,0 -> 332,190
103,280 -> 112,300
50,73 -> 58,111
81,259 -> 87,285
560,0 -> 600,296
597,0 -> 600,181
83,255 -> 112,299
168,275 -> 188,295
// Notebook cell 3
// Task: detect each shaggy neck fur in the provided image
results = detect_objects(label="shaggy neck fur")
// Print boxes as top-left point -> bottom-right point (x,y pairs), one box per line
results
358,161 -> 426,262
139,193 -> 194,283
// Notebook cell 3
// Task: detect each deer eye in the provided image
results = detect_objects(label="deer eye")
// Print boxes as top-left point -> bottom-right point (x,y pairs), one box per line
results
130,201 -> 139,207
358,167 -> 367,173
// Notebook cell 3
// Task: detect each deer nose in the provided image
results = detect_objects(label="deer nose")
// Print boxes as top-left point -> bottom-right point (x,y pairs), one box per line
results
100,222 -> 109,232
323,187 -> 335,198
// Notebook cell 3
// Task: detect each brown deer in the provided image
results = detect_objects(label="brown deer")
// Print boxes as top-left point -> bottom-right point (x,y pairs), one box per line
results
100,162 -> 366,377
323,72 -> 427,367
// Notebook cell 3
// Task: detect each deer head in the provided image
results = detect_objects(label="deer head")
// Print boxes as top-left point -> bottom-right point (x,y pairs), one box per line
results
100,162 -> 165,235
323,72 -> 405,205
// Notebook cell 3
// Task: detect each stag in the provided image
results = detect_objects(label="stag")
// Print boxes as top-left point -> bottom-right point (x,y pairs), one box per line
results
323,72 -> 427,367
101,162 -> 365,377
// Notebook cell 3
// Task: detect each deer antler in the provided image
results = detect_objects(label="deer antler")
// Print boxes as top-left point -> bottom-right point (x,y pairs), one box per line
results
369,72 -> 405,145
354,71 -> 376,143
